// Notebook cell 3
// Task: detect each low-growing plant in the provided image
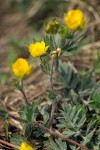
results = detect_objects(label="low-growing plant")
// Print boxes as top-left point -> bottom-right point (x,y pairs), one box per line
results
0,9 -> 100,150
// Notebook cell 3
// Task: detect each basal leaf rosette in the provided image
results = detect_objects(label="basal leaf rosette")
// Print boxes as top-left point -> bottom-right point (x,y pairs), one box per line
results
20,142 -> 34,150
64,9 -> 85,31
12,58 -> 32,79
29,41 -> 49,57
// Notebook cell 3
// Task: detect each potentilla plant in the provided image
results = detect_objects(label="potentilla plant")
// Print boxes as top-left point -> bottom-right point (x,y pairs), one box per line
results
1,9 -> 100,150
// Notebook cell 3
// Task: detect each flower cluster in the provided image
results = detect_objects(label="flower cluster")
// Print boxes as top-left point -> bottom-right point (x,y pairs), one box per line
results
12,41 -> 49,79
10,9 -> 89,150
20,142 -> 34,150
12,10 -> 85,79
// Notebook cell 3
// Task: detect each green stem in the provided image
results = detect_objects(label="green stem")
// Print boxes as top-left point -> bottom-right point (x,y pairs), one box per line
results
55,56 -> 59,72
50,60 -> 54,90
49,59 -> 55,129
52,35 -> 57,49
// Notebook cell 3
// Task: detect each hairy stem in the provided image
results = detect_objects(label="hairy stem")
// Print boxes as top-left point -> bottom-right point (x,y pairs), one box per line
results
20,80 -> 29,105
49,59 -> 55,129
50,60 -> 54,90
36,122 -> 92,150
9,114 -> 91,150
0,139 -> 18,149
49,56 -> 59,129
49,101 -> 56,130
21,89 -> 29,105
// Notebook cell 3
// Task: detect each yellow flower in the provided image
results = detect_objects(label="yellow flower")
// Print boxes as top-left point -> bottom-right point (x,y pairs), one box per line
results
20,142 -> 34,150
29,41 -> 49,57
65,9 -> 85,31
12,58 -> 32,79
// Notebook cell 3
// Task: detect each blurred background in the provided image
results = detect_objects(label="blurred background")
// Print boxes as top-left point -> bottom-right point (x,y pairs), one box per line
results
0,0 -> 100,63
0,0 -> 100,106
